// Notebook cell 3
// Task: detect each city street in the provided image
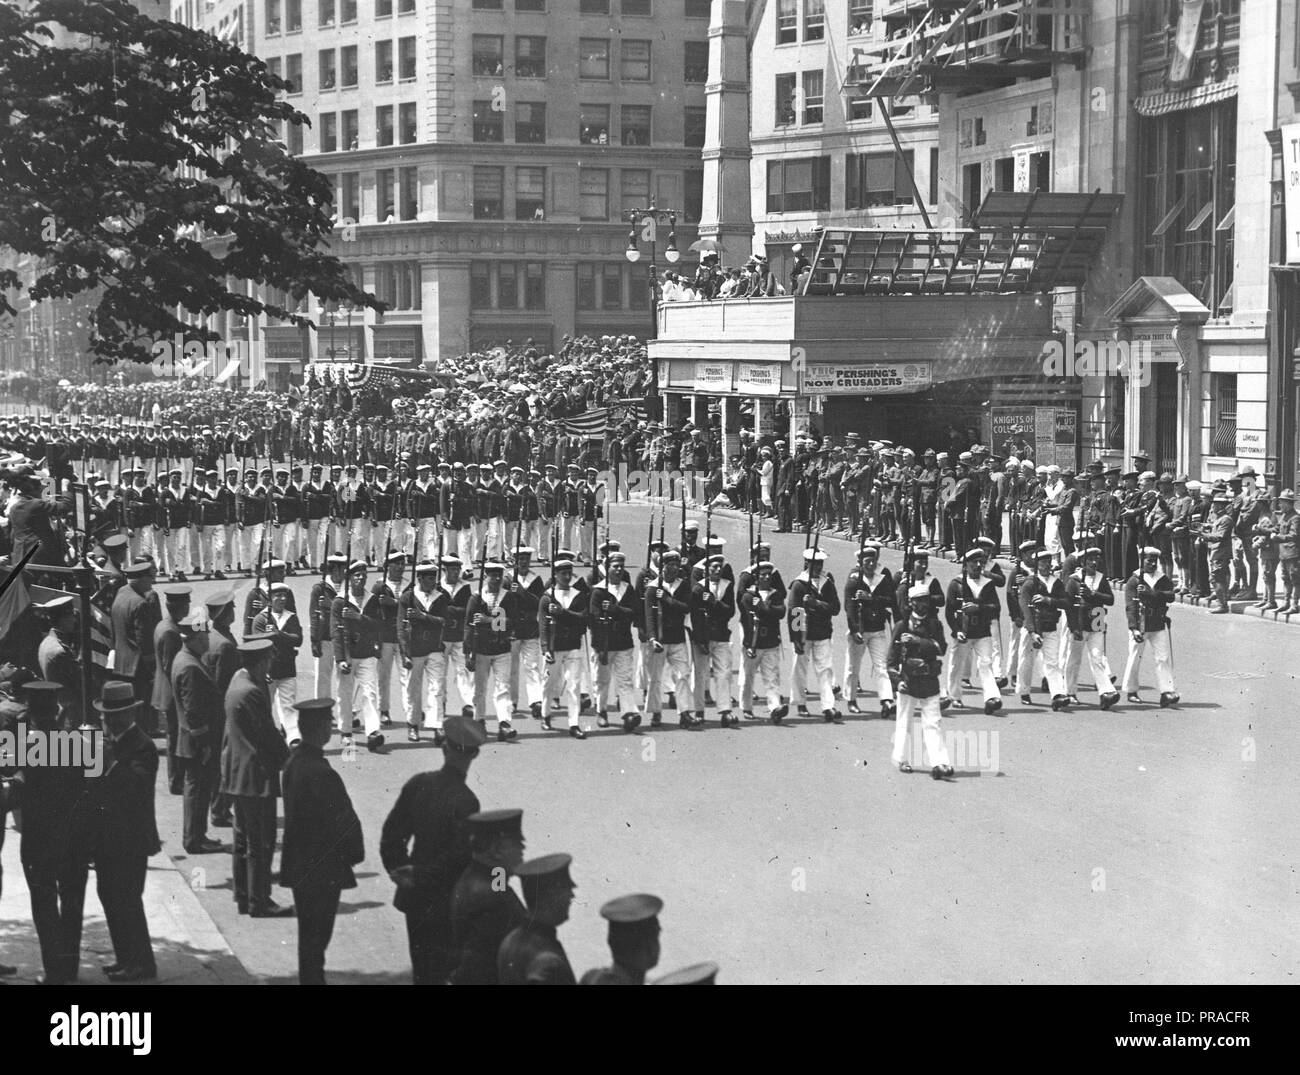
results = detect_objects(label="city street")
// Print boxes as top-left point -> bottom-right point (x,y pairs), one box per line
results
147,499 -> 1300,985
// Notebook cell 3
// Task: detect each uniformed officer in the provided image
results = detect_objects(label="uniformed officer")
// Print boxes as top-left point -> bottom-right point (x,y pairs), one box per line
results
1276,489 -> 1300,613
280,698 -> 365,985
497,853 -> 578,985
842,542 -> 896,717
652,961 -> 720,985
251,583 -> 303,743
1202,490 -> 1235,613
507,545 -> 546,723
887,584 -> 954,780
379,714 -> 486,984
1121,546 -> 1179,707
580,894 -> 663,985
1062,546 -> 1120,710
374,550 -> 407,728
311,552 -> 348,699
448,808 -> 528,986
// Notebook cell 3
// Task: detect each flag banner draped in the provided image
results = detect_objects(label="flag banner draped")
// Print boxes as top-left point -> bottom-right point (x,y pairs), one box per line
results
559,401 -> 647,438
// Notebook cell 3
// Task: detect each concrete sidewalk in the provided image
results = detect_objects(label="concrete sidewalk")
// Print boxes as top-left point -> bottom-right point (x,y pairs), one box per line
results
0,820 -> 254,985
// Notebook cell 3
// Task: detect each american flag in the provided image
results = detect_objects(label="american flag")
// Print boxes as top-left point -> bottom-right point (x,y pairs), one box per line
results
2,583 -> 113,668
559,402 -> 648,438
344,363 -> 432,392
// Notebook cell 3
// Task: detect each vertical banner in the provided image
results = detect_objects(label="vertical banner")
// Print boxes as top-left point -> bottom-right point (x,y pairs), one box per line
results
1167,0 -> 1206,87
1283,123 -> 1300,264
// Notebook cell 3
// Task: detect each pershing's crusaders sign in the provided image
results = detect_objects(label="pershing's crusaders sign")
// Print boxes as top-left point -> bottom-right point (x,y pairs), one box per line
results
800,362 -> 932,395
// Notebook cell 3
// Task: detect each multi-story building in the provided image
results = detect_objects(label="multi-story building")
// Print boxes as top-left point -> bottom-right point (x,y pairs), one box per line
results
746,0 -> 941,286
177,0 -> 711,386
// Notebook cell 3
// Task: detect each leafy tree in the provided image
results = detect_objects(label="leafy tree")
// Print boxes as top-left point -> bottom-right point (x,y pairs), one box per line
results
0,0 -> 379,366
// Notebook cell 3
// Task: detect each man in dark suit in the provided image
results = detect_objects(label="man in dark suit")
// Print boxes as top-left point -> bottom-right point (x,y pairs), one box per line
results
16,681 -> 92,984
220,638 -> 292,918
448,809 -> 527,985
3,465 -> 71,566
203,591 -> 238,829
110,561 -> 161,717
379,715 -> 486,984
171,616 -> 224,855
153,585 -> 190,791
89,680 -> 161,982
280,699 -> 365,985
497,853 -> 577,985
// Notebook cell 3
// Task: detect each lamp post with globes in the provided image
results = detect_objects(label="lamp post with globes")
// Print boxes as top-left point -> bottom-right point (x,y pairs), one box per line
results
625,203 -> 679,421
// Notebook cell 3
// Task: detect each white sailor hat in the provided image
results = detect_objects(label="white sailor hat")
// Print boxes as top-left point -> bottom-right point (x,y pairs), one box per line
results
755,560 -> 775,571
962,547 -> 987,561
552,558 -> 575,570
261,558 -> 287,571
802,549 -> 828,561
482,561 -> 506,573
1084,546 -> 1103,557
415,560 -> 439,574
385,550 -> 407,565
704,536 -> 725,547
270,582 -> 291,594
684,519 -> 700,530
1141,546 -> 1162,557
512,545 -> 535,556
440,555 -> 463,566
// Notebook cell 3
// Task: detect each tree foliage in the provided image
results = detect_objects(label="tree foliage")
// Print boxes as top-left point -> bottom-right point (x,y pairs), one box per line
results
0,0 -> 380,365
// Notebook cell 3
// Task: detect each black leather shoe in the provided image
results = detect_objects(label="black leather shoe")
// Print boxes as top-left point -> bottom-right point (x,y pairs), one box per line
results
622,712 -> 642,733
184,838 -> 225,854
1159,691 -> 1180,708
250,902 -> 295,919
106,965 -> 157,982
1019,694 -> 1033,705
649,713 -> 662,727
770,704 -> 787,724
366,732 -> 386,752
1099,692 -> 1120,710
984,698 -> 1002,715
210,814 -> 233,828
432,730 -> 445,747
381,711 -> 393,727
931,765 -> 955,781
498,722 -> 518,742
597,713 -> 610,728
569,726 -> 587,740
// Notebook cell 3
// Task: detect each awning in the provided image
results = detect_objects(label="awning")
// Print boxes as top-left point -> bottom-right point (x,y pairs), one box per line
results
1134,73 -> 1238,117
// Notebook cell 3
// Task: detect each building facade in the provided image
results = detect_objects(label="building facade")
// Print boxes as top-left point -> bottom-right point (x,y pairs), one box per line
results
177,0 -> 713,386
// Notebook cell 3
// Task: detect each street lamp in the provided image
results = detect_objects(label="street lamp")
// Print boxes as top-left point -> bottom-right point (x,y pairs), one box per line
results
625,203 -> 679,421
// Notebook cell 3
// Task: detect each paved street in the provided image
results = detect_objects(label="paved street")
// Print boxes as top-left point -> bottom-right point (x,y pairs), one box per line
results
131,499 -> 1300,984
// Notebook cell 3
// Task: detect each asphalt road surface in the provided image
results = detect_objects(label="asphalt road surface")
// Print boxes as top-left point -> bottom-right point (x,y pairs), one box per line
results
156,498 -> 1300,984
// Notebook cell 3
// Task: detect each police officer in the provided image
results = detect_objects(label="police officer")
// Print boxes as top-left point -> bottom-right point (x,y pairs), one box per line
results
379,714 -> 486,984
280,698 -> 365,985
497,853 -> 578,985
581,894 -> 663,985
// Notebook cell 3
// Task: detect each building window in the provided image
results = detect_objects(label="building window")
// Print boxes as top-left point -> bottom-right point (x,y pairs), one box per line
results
804,0 -> 825,41
473,35 -> 503,76
1030,151 -> 1051,192
1211,373 -> 1237,456
684,41 -> 708,83
684,106 -> 706,148
993,156 -> 1014,191
267,55 -> 281,80
524,262 -> 545,309
766,156 -> 830,213
375,40 -> 393,83
319,0 -> 335,28
602,264 -> 623,310
621,40 -> 651,81
974,117 -> 986,145
623,0 -> 651,14
515,36 -> 546,77
473,167 -> 504,219
962,162 -> 982,224
472,100 -> 503,142
472,0 -> 502,8
399,166 -> 418,220
776,0 -> 797,44
516,167 -> 546,219
515,102 -> 546,143
848,0 -> 873,35
621,105 -> 651,146
376,168 -> 395,219
929,146 -> 938,205
341,109 -> 358,149
516,0 -> 544,10
320,112 -> 338,153
685,0 -> 709,15
620,169 -> 651,216
579,39 -> 609,80
286,0 -> 302,32
576,264 -> 598,310
287,123 -> 303,155
845,150 -> 914,209
341,44 -> 358,87
341,0 -> 357,22
399,102 -> 417,143
398,36 -> 417,80
376,104 -> 394,146
684,168 -> 703,222
377,262 -> 420,309
319,49 -> 336,90
579,168 -> 609,221
848,96 -> 872,122
802,70 -> 823,125
470,262 -> 492,308
398,0 -> 414,12
285,54 -> 302,93
579,104 -> 610,145
338,172 -> 360,221
498,262 -> 518,307
580,0 -> 608,12
266,0 -> 281,35
377,0 -> 392,14
775,73 -> 796,126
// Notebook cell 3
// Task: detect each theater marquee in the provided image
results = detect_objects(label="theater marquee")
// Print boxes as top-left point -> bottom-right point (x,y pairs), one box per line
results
800,362 -> 932,395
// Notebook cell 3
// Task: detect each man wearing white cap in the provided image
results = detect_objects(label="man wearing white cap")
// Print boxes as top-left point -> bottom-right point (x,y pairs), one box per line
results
398,560 -> 451,743
737,560 -> 788,722
643,550 -> 698,727
843,543 -> 896,717
1018,549 -> 1070,710
887,583 -> 953,779
690,554 -> 736,726
439,556 -> 475,717
945,547 -> 1003,713
409,464 -> 439,561
332,560 -> 386,752
1121,546 -> 1178,706
1063,546 -> 1120,709
251,583 -> 303,743
591,552 -> 641,731
507,545 -> 546,722
788,548 -> 841,721
539,559 -> 588,738
1041,464 -> 1064,562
